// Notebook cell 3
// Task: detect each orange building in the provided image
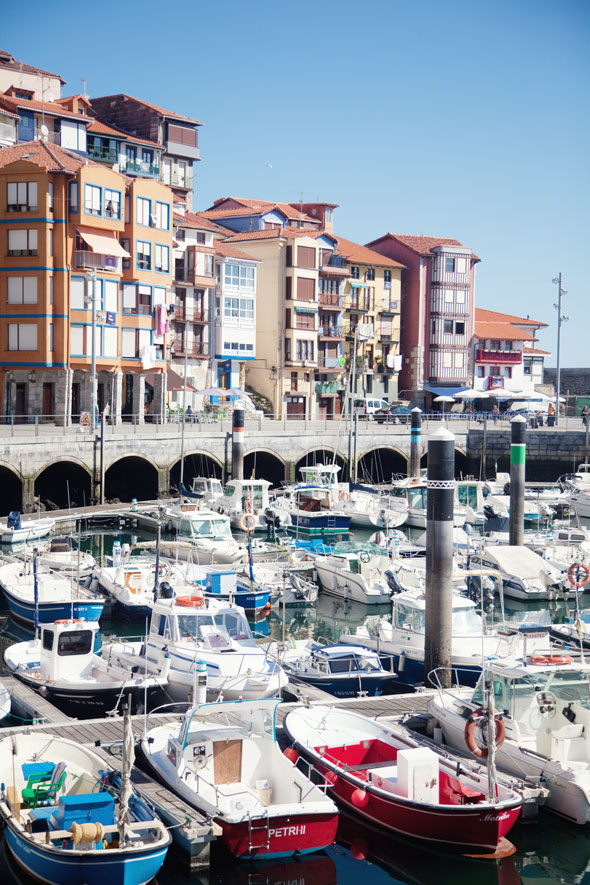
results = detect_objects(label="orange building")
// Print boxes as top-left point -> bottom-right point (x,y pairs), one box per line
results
0,140 -> 173,424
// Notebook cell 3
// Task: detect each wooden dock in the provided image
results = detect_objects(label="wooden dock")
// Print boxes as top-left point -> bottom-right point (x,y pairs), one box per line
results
0,674 -> 71,724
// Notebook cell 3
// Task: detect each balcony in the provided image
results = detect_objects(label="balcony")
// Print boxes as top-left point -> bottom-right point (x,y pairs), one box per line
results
162,170 -> 194,191
319,292 -> 342,307
174,306 -> 186,320
380,301 -> 399,313
172,344 -> 208,358
476,349 -> 522,364
316,382 -> 339,395
119,158 -> 160,178
191,309 -> 210,324
318,325 -> 344,338
75,250 -> 121,273
87,145 -> 119,164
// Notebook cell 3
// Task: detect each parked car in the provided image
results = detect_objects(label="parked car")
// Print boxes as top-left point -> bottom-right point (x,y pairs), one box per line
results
374,404 -> 413,425
350,397 -> 389,420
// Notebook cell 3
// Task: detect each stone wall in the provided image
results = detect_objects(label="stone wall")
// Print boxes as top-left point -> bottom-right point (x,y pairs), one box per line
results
544,368 -> 590,396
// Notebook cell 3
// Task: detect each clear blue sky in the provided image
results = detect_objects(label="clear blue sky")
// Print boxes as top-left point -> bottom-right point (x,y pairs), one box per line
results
4,0 -> 589,366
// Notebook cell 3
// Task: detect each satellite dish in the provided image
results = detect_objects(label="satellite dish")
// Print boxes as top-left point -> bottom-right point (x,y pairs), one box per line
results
40,124 -> 49,141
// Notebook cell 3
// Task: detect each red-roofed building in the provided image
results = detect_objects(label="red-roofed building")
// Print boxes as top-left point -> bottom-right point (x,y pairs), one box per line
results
366,232 -> 480,401
0,50 -> 65,102
0,88 -> 91,154
89,94 -> 202,203
474,307 -> 549,394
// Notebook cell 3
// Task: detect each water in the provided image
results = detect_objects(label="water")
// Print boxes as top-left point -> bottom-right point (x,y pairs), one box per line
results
3,523 -> 590,883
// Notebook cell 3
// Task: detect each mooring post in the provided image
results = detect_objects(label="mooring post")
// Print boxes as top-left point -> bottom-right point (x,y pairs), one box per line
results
410,407 -> 422,478
509,415 -> 526,546
424,427 -> 455,689
232,407 -> 245,480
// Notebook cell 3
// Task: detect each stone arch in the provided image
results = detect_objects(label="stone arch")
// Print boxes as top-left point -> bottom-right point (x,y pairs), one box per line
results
104,456 -> 159,502
244,450 -> 286,487
32,455 -> 91,483
295,449 -> 348,481
357,446 -> 409,483
0,462 -> 24,516
169,452 -> 224,490
34,460 -> 92,510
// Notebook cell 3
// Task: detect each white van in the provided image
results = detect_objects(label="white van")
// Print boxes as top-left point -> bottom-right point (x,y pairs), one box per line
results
350,397 -> 389,419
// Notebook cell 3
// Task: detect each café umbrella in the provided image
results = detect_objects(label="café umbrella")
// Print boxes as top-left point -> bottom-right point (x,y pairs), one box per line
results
433,394 -> 455,415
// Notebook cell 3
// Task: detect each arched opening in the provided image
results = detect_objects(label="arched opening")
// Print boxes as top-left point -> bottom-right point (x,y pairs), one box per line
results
169,453 -> 222,491
357,448 -> 408,484
0,466 -> 23,516
455,449 -> 469,478
35,461 -> 91,510
243,452 -> 285,487
295,450 -> 348,481
105,457 -> 158,502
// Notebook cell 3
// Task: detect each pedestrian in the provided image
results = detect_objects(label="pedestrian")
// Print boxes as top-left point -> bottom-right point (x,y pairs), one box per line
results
103,401 -> 111,425
547,402 -> 555,427
491,405 -> 499,424
535,410 -> 544,427
582,405 -> 588,428
186,405 -> 193,423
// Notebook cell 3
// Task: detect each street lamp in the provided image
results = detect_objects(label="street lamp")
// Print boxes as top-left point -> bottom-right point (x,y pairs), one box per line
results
552,274 -> 569,427
84,269 -> 97,429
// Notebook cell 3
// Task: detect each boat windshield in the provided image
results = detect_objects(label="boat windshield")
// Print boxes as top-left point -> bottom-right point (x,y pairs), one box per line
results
185,517 -> 232,539
176,610 -> 255,646
452,607 -> 483,635
395,603 -> 482,635
325,653 -> 382,673
473,669 -> 590,722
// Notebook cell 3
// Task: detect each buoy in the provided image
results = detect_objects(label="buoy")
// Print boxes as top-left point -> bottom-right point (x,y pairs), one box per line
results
283,747 -> 299,764
131,498 -> 138,513
351,788 -> 369,808
350,840 -> 368,861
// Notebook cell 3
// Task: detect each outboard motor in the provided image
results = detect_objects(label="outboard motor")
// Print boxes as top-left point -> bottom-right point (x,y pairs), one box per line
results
466,575 -> 495,607
384,568 -> 404,595
7,511 -> 21,530
159,581 -> 174,599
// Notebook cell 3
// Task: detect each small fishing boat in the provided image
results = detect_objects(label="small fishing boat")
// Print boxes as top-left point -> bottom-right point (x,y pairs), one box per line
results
23,538 -> 96,578
0,511 -> 55,545
211,477 -> 290,532
4,618 -> 168,717
284,705 -> 522,853
468,545 -> 570,601
141,698 -> 339,858
0,558 -> 104,627
313,541 -> 393,604
0,717 -> 170,885
278,642 -> 398,698
161,503 -> 245,563
273,481 -> 350,538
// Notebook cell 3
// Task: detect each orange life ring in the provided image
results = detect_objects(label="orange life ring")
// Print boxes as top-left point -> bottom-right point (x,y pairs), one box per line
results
568,562 -> 590,588
239,513 -> 257,533
464,707 -> 505,759
527,653 -> 573,666
338,490 -> 350,503
54,619 -> 70,624
176,595 -> 205,607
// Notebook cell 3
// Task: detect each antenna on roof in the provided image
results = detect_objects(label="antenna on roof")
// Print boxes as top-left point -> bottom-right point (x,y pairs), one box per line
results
299,191 -> 303,228
80,77 -> 88,99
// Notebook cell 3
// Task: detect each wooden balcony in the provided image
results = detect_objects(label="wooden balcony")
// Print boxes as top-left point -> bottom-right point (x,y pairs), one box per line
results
476,349 -> 522,364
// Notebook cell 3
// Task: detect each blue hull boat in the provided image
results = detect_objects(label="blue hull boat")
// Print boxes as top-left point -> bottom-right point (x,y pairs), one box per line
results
3,590 -> 104,627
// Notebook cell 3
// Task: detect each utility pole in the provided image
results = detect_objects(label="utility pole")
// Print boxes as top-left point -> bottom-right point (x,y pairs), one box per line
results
552,273 -> 569,427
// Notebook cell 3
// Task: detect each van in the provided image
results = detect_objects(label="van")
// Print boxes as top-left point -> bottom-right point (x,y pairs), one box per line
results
350,397 -> 389,419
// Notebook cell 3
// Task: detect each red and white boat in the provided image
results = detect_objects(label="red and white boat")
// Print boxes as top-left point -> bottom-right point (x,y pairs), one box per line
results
284,705 -> 522,854
141,698 -> 338,859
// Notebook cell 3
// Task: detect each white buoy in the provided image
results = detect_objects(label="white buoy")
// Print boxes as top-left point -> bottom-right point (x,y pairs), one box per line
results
112,540 -> 122,567
192,659 -> 207,705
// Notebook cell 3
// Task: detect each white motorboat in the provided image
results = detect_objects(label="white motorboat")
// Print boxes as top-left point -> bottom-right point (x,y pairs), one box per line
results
20,538 -> 96,578
275,641 -> 398,698
569,488 -> 590,520
0,683 -> 10,722
241,562 -> 319,606
468,545 -> 571,601
4,618 -> 168,717
211,477 -> 290,532
314,541 -> 393,604
141,698 -> 338,859
0,511 -> 55,545
339,489 -> 408,529
340,586 -> 549,689
0,559 -> 104,627
389,479 -> 467,529
429,654 -> 590,825
94,556 -> 179,618
161,502 -> 244,562
104,594 -> 286,701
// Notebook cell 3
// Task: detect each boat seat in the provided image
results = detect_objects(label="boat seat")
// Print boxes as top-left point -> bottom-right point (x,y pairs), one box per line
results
444,775 -> 485,805
551,723 -> 586,763
22,761 -> 66,809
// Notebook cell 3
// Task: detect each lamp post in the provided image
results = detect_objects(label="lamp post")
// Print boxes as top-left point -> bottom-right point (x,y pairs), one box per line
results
84,269 -> 97,429
552,274 -> 569,428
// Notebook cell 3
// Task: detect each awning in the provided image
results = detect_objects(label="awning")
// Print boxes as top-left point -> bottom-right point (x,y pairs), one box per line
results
350,282 -> 369,289
422,384 -> 470,397
77,226 -> 130,258
295,307 -> 317,314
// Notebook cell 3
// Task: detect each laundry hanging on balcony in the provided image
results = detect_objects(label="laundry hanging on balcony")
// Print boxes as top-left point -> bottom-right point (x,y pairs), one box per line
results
156,303 -> 169,335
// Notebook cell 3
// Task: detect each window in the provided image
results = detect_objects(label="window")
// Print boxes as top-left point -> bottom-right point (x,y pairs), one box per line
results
366,268 -> 375,281
137,240 -> 151,270
104,188 -> 121,220
49,277 -> 53,305
296,277 -> 315,301
7,277 -> 37,304
491,339 -> 500,350
223,296 -> 254,321
8,228 -> 37,256
58,630 -> 92,656
142,149 -> 153,164
137,197 -> 151,226
384,269 -> 391,288
443,319 -> 453,334
49,323 -> 54,352
444,289 -> 454,302
351,266 -> 359,279
7,323 -> 37,350
477,366 -> 485,378
122,327 -> 139,358
84,184 -> 101,216
70,277 -> 86,309
42,630 -> 53,651
7,181 -> 37,211
456,289 -> 465,304
155,244 -> 169,273
68,181 -> 78,213
454,353 -> 464,368
297,246 -> 316,268
155,201 -> 170,230
103,326 -> 117,357
504,366 -> 512,378
443,352 -> 452,368
296,339 -> 314,361
445,257 -> 455,273
121,237 -> 130,270
503,341 -> 513,351
224,263 -> 255,291
60,121 -> 86,152
456,257 -> 467,274
524,364 -> 532,375
103,280 -> 118,313
196,232 -> 206,244
161,158 -> 171,184
176,161 -> 187,187
285,338 -> 291,360
455,321 -> 465,335
48,182 -> 53,212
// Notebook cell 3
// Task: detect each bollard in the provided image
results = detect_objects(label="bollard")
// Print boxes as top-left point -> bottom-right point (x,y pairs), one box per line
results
410,407 -> 422,478
509,416 -> 526,546
232,407 -> 245,480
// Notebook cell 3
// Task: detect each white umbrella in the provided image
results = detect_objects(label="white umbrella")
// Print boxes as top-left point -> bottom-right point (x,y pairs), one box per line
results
433,395 -> 455,416
454,390 -> 489,400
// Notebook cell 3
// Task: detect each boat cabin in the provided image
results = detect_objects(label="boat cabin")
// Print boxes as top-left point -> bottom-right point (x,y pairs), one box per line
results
219,479 -> 272,514
39,620 -> 99,681
298,464 -> 341,489
149,598 -> 256,651
308,646 -> 383,675
190,477 -> 224,500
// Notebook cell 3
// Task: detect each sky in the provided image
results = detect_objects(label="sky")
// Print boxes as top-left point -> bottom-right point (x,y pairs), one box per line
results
4,0 -> 589,365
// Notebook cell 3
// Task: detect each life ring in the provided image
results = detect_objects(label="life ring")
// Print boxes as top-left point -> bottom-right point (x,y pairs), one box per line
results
239,513 -> 257,533
359,550 -> 371,564
176,595 -> 205,607
464,707 -> 505,759
338,490 -> 350,503
124,570 -> 143,593
54,619 -> 70,624
151,562 -> 170,578
527,653 -> 573,666
568,562 -> 590,588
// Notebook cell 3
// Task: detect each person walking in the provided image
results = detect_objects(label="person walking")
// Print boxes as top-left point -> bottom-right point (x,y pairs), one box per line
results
582,405 -> 588,428
491,404 -> 499,424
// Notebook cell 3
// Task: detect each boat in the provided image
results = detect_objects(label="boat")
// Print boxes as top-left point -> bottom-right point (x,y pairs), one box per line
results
4,618 -> 168,717
273,472 -> 350,538
244,562 -> 319,607
103,593 -> 286,701
0,682 -> 10,722
181,565 -> 272,613
0,559 -> 104,627
21,538 -> 97,578
389,479 -> 467,529
94,557 -> 170,619
468,545 -> 570,601
141,697 -> 338,859
277,642 -> 398,698
340,587 -> 550,688
283,704 -> 522,853
211,477 -> 290,532
0,719 -> 170,884
429,654 -> 590,825
313,541 -> 393,604
0,511 -> 55,545
338,489 -> 408,529
160,502 -> 245,563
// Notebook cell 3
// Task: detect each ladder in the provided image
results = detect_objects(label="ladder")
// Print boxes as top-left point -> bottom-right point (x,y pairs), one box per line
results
248,810 -> 270,852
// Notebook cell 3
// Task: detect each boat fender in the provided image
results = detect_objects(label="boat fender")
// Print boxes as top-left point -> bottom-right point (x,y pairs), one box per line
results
398,650 -> 406,672
283,747 -> 299,764
351,788 -> 369,808
350,839 -> 368,861
568,562 -> 590,588
464,707 -> 505,759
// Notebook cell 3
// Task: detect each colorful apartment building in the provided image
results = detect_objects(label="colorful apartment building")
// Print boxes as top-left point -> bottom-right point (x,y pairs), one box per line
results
0,140 -> 173,424
474,308 -> 549,395
367,233 -> 479,403
0,49 -> 65,103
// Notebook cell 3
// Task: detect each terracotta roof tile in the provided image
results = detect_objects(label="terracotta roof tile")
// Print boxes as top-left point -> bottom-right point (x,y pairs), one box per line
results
0,139 -> 98,173
87,118 -> 163,148
204,197 -> 319,225
224,226 -> 322,243
215,241 -> 260,261
0,92 -> 92,122
475,308 -> 548,328
475,318 -> 537,342
333,235 -> 405,269
0,50 -> 65,84
173,211 -> 232,235
524,347 -> 551,355
91,94 -> 202,125
367,232 -> 480,262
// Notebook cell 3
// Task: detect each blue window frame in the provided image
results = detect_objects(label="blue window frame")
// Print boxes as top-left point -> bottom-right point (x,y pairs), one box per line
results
136,240 -> 151,271
142,149 -> 153,164
154,244 -> 169,273
18,110 -> 35,142
137,197 -> 151,227
154,201 -> 170,231
84,184 -> 102,216
104,188 -> 122,220
121,238 -> 131,270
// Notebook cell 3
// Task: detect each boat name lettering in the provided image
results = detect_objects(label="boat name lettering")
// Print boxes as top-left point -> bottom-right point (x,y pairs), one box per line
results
269,825 -> 306,838
483,812 -> 510,821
